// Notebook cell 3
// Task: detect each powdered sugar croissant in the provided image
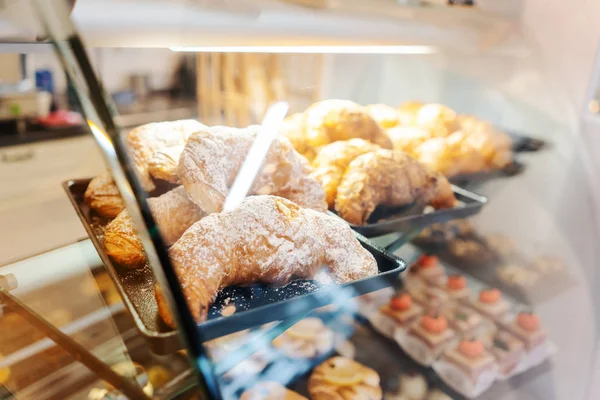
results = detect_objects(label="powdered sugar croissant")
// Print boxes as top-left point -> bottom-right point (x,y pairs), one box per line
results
103,186 -> 206,268
335,149 -> 456,225
178,125 -> 327,214
155,195 -> 377,327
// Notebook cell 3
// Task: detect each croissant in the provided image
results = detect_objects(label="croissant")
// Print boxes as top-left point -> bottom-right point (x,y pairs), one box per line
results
414,103 -> 459,136
335,149 -> 456,225
84,171 -> 124,218
311,139 -> 381,207
155,195 -> 377,326
178,125 -> 327,214
397,101 -> 424,125
304,100 -> 393,149
103,186 -> 206,269
147,145 -> 184,184
308,357 -> 382,400
366,104 -> 401,129
126,119 -> 205,191
386,125 -> 433,155
241,382 -> 307,400
280,112 -> 318,162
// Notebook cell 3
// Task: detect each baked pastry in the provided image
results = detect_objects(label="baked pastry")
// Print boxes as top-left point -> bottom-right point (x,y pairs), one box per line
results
147,145 -> 185,184
84,171 -> 125,218
370,293 -> 424,337
439,274 -> 471,301
441,304 -> 485,339
466,289 -> 510,322
489,329 -> 525,377
366,104 -> 401,129
386,125 -> 432,155
311,139 -> 381,207
397,314 -> 456,366
398,373 -> 428,400
408,255 -> 446,285
241,382 -> 307,400
308,357 -> 382,400
304,99 -> 393,149
412,133 -> 487,177
280,112 -> 318,162
104,186 -> 206,268
334,149 -> 456,225
272,317 -> 334,358
496,265 -> 539,289
178,125 -> 327,214
156,195 -> 377,326
435,339 -> 497,397
503,312 -> 546,352
126,119 -> 205,191
415,104 -> 459,136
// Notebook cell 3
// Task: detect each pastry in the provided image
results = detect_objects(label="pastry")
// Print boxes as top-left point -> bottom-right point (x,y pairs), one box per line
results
366,104 -> 401,129
411,286 -> 449,312
280,112 -> 318,162
84,171 -> 125,218
412,133 -> 487,177
308,357 -> 382,400
439,275 -> 471,301
409,255 -> 446,285
441,304 -> 485,339
311,138 -> 381,207
156,195 -> 377,326
415,104 -> 459,136
503,312 -> 547,351
272,317 -> 334,359
241,382 -> 307,400
304,99 -> 393,149
496,265 -> 539,289
484,233 -> 518,259
126,119 -> 205,191
398,373 -> 428,400
334,149 -> 456,225
147,145 -> 185,184
489,329 -> 525,377
386,125 -> 433,155
397,101 -> 424,126
528,256 -> 565,275
380,293 -> 424,328
104,186 -> 206,268
178,125 -> 327,214
435,339 -> 497,397
398,314 -> 456,366
456,115 -> 512,168
466,289 -> 510,322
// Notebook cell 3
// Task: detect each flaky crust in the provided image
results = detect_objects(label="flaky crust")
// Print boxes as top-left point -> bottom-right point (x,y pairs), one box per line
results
415,103 -> 459,136
280,112 -> 318,162
156,195 -> 377,326
311,139 -> 381,207
241,382 -> 307,400
305,100 -> 393,149
178,125 -> 327,214
103,186 -> 206,269
147,145 -> 185,184
386,125 -> 433,155
335,149 -> 456,225
126,119 -> 205,191
397,101 -> 424,125
366,104 -> 401,129
272,317 -> 334,359
308,357 -> 382,400
84,171 -> 124,218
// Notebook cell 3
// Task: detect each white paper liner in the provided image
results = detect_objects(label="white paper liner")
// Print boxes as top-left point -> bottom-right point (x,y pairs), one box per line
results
368,311 -> 399,338
432,359 -> 498,399
523,340 -> 557,370
394,329 -> 443,367
496,353 -> 530,381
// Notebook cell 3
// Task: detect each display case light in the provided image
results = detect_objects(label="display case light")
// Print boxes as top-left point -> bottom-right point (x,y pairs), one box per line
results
169,45 -> 437,54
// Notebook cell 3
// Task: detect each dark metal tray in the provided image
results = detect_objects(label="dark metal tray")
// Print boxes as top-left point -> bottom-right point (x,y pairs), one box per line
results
449,159 -> 525,187
337,185 -> 487,238
507,130 -> 548,153
63,178 -> 407,354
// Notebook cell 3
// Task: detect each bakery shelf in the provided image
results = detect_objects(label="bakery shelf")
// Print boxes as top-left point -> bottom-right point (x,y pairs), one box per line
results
64,178 -> 407,354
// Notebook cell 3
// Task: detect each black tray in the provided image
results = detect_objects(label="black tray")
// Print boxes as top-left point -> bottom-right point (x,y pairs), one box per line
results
507,130 -> 548,153
449,160 -> 525,187
63,178 -> 407,354
338,185 -> 487,238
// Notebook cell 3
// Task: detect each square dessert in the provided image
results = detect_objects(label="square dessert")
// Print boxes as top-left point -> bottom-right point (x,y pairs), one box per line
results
443,339 -> 496,382
504,312 -> 547,351
489,329 -> 525,376
410,255 -> 446,285
409,314 -> 456,356
380,293 -> 424,327
438,274 -> 472,300
442,304 -> 484,338
412,285 -> 449,311
467,288 -> 510,322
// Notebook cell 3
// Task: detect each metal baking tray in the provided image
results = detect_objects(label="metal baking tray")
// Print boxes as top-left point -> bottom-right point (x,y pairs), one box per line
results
335,186 -> 487,238
63,178 -> 407,354
449,159 -> 525,187
507,130 -> 548,153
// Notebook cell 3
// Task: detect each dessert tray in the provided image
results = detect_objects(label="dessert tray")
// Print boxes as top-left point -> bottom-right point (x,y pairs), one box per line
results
64,178 -> 407,354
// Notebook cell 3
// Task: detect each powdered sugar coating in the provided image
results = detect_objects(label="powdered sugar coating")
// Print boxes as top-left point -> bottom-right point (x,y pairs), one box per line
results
178,125 -> 327,214
157,195 -> 376,326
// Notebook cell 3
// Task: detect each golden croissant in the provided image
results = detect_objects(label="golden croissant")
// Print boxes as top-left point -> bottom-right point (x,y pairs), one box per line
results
308,357 -> 382,400
366,104 -> 402,129
147,145 -> 185,184
280,112 -> 318,162
103,186 -> 206,268
311,139 -> 381,207
84,171 -> 124,218
126,119 -> 205,191
304,99 -> 393,149
155,195 -> 377,327
335,149 -> 456,225
178,125 -> 327,214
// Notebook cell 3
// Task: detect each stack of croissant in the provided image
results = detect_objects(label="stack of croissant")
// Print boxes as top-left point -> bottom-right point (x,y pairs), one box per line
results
283,99 -> 513,178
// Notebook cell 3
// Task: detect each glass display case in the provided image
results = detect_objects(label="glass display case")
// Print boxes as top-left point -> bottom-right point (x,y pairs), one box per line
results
0,1 -> 599,399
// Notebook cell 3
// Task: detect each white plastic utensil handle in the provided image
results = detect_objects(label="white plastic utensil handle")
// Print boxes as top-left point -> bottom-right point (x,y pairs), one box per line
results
223,101 -> 289,212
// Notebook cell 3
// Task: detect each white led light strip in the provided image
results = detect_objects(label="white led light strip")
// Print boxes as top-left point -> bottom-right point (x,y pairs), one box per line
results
170,45 -> 437,54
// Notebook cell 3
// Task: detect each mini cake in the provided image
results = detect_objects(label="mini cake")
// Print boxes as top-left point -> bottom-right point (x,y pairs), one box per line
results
308,357 -> 382,400
442,304 -> 485,339
503,312 -> 552,368
412,255 -> 446,285
439,274 -> 471,300
467,288 -> 510,322
489,329 -> 525,378
370,293 -> 424,338
411,285 -> 449,312
434,339 -> 497,398
272,317 -> 334,359
396,314 -> 455,366
240,382 -> 307,400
